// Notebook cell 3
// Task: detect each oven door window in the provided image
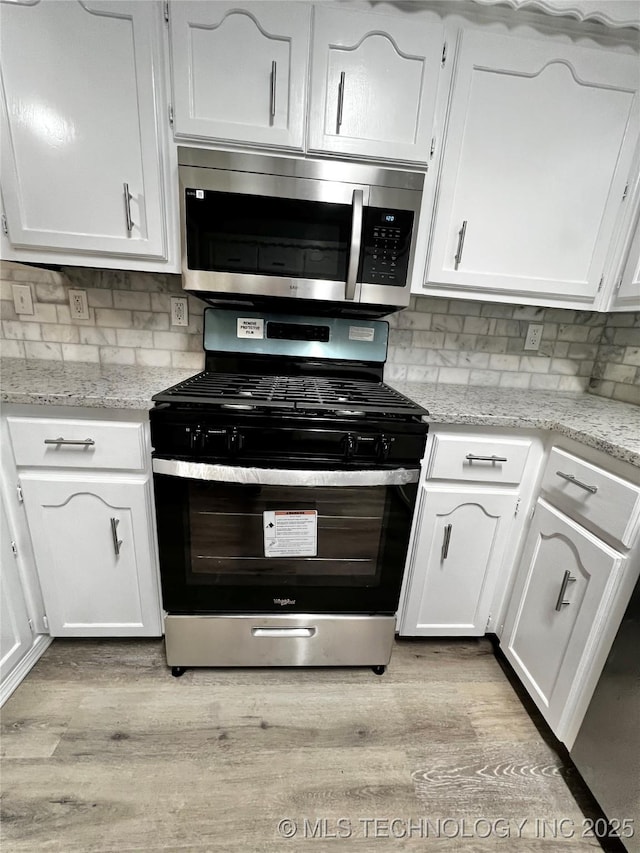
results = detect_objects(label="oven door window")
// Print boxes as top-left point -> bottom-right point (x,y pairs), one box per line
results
154,476 -> 417,614
185,190 -> 352,282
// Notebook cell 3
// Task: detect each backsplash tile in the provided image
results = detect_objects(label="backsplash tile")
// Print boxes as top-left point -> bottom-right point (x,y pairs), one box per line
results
0,261 -> 638,405
0,262 -> 205,372
387,294 -> 609,392
589,312 -> 640,406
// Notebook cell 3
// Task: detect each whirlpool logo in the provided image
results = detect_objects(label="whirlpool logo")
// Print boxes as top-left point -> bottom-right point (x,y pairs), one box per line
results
274,598 -> 296,606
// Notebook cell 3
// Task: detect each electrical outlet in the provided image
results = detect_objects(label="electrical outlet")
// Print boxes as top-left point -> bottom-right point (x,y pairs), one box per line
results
170,296 -> 189,327
12,283 -> 34,315
524,323 -> 544,351
69,289 -> 89,320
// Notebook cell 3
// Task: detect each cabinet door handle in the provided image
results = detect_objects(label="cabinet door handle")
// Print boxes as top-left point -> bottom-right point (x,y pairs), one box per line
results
123,182 -> 134,233
465,453 -> 508,463
270,60 -> 277,120
110,517 -> 122,557
454,219 -> 467,270
44,437 -> 95,446
555,471 -> 598,494
337,71 -> 345,133
441,523 -> 452,560
554,570 -> 576,611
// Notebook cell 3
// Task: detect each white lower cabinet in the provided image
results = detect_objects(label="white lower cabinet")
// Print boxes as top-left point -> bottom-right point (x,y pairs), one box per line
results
501,500 -> 623,740
400,487 -> 517,636
1,492 -> 34,691
19,474 -> 161,637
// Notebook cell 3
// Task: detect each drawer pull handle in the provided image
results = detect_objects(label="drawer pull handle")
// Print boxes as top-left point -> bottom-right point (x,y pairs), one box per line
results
465,454 -> 508,463
441,523 -> 452,560
44,437 -> 95,447
110,517 -> 122,557
251,627 -> 316,639
555,570 -> 576,611
555,471 -> 598,494
454,219 -> 468,270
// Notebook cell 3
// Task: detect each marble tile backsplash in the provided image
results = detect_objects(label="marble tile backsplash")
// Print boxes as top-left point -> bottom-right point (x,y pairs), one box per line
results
0,263 -> 205,371
0,262 -> 638,404
588,311 -> 640,406
386,295 -> 607,392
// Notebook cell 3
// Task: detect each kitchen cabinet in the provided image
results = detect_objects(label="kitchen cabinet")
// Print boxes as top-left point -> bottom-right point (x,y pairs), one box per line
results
0,0 -> 170,263
19,475 -> 161,637
6,408 -> 162,638
501,439 -> 640,746
399,427 -> 544,638
610,208 -> 640,311
168,1 -> 310,150
400,487 -> 517,636
424,29 -> 640,308
501,500 -> 623,739
307,6 -> 443,164
0,491 -> 34,702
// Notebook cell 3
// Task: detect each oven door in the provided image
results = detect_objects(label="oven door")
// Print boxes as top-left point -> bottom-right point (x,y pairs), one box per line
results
152,461 -> 419,615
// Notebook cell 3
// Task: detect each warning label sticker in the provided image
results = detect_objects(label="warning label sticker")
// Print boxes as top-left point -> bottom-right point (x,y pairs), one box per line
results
237,318 -> 265,339
348,325 -> 375,342
263,510 -> 318,558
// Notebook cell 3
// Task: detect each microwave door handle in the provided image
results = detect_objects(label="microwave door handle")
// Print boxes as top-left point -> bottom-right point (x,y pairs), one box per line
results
345,189 -> 363,301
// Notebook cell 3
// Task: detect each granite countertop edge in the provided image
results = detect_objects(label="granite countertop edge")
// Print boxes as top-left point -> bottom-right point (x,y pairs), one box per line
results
1,359 -> 639,467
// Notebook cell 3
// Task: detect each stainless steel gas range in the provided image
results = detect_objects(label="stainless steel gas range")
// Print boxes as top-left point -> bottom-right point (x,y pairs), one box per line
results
150,307 -> 428,676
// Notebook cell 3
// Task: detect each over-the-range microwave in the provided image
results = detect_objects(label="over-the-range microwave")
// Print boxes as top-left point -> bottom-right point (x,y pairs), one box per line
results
178,147 -> 424,317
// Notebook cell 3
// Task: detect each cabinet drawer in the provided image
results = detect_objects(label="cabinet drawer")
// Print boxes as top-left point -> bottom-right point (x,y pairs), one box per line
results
8,417 -> 146,471
541,448 -> 640,548
427,434 -> 532,484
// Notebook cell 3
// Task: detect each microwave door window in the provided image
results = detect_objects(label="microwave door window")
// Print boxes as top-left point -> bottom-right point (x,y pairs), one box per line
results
185,190 -> 351,282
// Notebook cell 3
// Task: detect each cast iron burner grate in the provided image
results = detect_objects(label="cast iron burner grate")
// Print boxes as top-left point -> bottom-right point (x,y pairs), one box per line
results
152,372 -> 427,416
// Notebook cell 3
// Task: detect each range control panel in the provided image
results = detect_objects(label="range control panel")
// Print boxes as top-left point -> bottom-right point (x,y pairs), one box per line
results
359,207 -> 414,287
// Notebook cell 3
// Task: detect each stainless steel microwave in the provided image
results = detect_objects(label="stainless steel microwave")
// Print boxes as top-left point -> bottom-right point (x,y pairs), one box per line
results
178,147 -> 424,317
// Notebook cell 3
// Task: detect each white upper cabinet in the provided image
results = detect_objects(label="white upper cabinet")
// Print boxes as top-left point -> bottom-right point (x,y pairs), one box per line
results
307,7 -> 443,163
0,0 -> 168,260
426,30 -> 640,306
169,1 -> 310,150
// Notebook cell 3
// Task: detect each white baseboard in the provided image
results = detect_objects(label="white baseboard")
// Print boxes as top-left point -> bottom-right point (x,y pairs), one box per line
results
0,634 -> 52,707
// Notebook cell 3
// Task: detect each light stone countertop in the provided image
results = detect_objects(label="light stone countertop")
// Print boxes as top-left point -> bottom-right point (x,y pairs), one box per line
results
1,358 -> 639,467
388,380 -> 640,467
0,358 -> 195,411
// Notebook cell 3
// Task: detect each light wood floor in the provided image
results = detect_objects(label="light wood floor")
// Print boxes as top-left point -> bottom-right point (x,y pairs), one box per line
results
1,638 -> 607,852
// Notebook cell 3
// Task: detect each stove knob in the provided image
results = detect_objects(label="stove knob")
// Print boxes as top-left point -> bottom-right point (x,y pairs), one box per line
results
378,434 -> 394,461
227,426 -> 244,455
187,426 -> 203,451
344,433 -> 357,459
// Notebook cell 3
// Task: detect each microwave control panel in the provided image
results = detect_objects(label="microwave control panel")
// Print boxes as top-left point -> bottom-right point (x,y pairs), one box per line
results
360,208 -> 414,287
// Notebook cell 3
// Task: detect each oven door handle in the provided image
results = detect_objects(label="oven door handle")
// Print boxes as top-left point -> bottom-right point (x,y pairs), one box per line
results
252,627 -> 316,638
152,458 -> 419,487
345,188 -> 363,302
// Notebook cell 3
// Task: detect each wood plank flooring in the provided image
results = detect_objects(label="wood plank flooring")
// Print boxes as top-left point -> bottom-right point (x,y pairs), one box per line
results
0,638 -> 610,852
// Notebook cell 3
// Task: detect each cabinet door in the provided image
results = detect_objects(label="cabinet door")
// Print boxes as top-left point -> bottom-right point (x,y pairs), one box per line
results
502,501 -> 621,738
427,31 -> 639,304
308,7 -> 442,163
0,0 -> 167,258
400,487 -> 517,636
169,1 -> 309,149
0,493 -> 33,686
20,475 -> 161,637
611,211 -> 640,310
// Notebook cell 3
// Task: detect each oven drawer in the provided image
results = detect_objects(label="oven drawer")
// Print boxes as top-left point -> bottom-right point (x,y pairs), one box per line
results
541,447 -> 640,548
7,416 -> 147,471
164,614 -> 396,667
427,434 -> 532,484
